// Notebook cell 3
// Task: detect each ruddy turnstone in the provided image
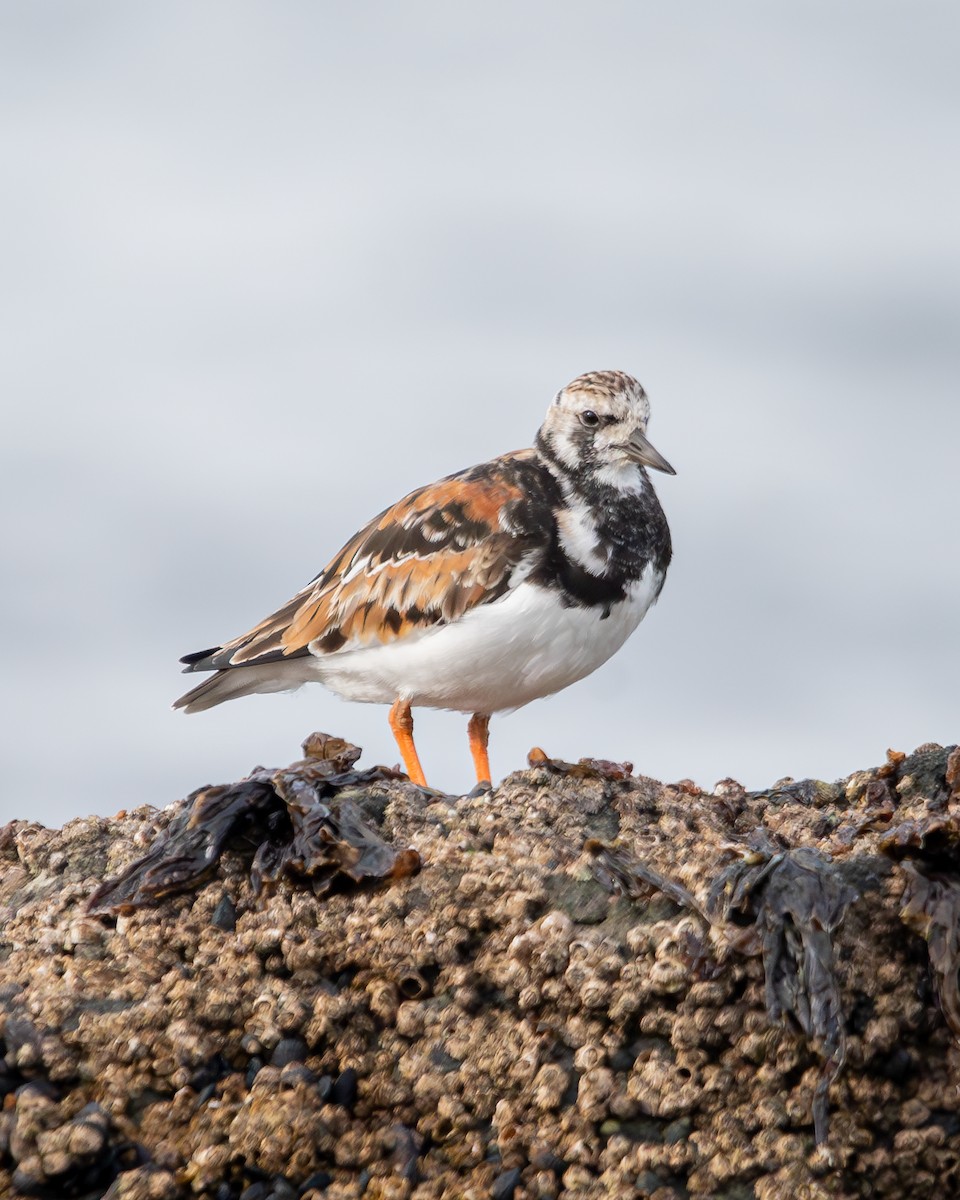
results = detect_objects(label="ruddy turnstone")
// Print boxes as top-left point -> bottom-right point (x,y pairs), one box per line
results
174,370 -> 674,787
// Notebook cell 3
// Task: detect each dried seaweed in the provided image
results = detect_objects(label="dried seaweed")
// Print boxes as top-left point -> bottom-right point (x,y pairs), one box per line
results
252,769 -> 420,898
586,840 -> 706,918
527,747 -> 633,781
898,862 -> 960,1039
880,813 -> 960,865
752,778 -> 841,808
86,779 -> 278,912
709,837 -> 859,1143
87,734 -> 418,915
742,846 -> 857,1145
706,829 -> 786,938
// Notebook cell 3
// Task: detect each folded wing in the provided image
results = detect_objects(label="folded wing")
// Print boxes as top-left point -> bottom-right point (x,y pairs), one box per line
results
178,452 -> 545,684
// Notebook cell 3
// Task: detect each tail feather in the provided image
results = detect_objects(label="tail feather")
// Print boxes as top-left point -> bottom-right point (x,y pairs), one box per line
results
173,669 -> 262,713
173,661 -> 317,713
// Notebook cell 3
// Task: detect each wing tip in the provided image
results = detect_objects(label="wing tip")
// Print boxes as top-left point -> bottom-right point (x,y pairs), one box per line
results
179,646 -> 221,672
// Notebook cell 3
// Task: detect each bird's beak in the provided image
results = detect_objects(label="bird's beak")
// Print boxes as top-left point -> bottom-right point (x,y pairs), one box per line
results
625,430 -> 676,475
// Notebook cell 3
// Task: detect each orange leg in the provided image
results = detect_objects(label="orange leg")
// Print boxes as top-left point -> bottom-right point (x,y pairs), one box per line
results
468,712 -> 491,784
389,699 -> 428,787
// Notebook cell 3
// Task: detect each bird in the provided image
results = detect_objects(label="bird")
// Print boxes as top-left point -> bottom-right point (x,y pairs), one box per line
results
174,370 -> 675,788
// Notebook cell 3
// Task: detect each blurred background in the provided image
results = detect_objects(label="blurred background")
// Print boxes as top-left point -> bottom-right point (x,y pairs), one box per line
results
2,3 -> 958,826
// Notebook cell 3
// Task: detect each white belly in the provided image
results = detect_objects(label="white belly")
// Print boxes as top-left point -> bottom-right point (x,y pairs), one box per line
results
309,563 -> 664,714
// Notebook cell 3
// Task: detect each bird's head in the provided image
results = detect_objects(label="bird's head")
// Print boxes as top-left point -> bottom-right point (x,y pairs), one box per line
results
536,370 -> 675,488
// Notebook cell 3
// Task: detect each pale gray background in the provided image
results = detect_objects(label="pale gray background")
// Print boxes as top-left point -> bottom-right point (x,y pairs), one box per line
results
3,2 -> 958,826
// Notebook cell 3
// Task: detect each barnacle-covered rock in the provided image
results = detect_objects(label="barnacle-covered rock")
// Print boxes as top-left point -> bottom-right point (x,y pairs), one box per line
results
1,736 -> 959,1197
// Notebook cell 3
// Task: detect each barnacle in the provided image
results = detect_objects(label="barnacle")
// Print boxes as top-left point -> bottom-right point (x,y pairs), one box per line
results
590,829 -> 859,1143
2,738 -> 959,1196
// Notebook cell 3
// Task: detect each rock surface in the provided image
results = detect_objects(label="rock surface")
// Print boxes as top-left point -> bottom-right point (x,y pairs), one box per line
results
2,736 -> 960,1199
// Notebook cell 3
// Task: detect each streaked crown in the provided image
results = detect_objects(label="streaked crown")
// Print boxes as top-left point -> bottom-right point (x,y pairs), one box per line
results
556,370 -> 651,426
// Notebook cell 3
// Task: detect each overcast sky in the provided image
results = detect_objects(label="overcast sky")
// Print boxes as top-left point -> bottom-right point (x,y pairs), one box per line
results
3,2 -> 958,827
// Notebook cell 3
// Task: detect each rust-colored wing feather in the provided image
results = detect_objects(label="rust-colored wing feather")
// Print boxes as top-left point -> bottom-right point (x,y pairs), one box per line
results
181,452 -> 547,673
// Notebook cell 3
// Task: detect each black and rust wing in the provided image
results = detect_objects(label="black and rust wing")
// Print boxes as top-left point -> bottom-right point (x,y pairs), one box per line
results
177,450 -> 552,680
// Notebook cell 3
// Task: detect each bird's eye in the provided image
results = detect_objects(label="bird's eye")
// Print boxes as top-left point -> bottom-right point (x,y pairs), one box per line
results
580,410 -> 600,428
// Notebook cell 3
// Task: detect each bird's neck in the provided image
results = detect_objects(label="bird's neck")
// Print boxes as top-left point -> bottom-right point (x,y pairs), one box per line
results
535,428 -> 650,507
534,435 -> 670,583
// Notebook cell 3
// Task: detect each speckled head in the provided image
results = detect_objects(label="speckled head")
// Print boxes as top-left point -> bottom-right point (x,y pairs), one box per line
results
559,370 -> 652,425
537,370 -> 675,485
